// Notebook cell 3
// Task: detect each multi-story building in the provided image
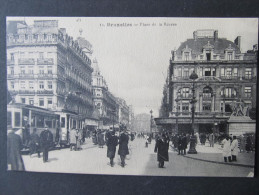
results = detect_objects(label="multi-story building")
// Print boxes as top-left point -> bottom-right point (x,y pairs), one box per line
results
91,59 -> 119,128
7,20 -> 94,129
155,29 -> 257,135
117,98 -> 130,127
128,105 -> 135,130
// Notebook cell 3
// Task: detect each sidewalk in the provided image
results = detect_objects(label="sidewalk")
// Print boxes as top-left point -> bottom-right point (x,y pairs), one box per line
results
171,141 -> 255,168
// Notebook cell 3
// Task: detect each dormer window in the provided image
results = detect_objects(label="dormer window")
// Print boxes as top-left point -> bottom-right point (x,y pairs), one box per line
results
227,52 -> 233,60
184,52 -> 189,61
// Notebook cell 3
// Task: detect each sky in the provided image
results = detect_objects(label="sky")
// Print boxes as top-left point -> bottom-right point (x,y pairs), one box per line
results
7,17 -> 258,117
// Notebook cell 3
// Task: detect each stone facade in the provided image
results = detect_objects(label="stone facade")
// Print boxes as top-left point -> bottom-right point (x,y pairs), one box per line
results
156,29 -> 257,135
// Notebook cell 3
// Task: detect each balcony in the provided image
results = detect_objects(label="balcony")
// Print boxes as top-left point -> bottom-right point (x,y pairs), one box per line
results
37,90 -> 53,95
38,74 -> 53,79
37,58 -> 54,65
7,59 -> 15,66
220,76 -> 239,80
18,90 -> 35,95
18,58 -> 35,65
176,94 -> 192,99
173,76 -> 190,81
242,76 -> 256,80
7,74 -> 15,79
19,73 -> 34,78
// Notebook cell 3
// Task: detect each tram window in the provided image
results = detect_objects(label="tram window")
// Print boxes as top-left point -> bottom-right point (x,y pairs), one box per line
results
73,120 -> 76,129
14,112 -> 21,127
37,115 -> 44,128
7,112 -> 12,126
52,119 -> 56,128
61,117 -> 65,128
45,120 -> 52,128
31,116 -> 36,127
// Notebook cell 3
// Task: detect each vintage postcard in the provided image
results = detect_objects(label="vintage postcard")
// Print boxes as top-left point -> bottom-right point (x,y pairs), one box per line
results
6,17 -> 257,177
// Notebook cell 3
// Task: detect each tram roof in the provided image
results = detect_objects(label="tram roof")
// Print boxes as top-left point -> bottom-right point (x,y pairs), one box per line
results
8,103 -> 56,115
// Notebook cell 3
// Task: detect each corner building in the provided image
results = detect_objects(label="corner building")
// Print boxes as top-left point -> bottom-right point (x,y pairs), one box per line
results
7,20 -> 94,129
155,30 -> 257,135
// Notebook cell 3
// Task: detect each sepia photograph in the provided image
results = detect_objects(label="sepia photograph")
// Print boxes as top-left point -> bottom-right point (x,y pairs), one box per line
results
6,17 -> 258,177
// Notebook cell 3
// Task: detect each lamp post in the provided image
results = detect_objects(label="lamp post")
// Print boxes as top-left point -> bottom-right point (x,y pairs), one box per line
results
150,110 -> 153,135
175,98 -> 179,134
188,71 -> 198,154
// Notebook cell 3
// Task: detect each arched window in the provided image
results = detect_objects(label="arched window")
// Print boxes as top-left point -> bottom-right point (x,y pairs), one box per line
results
203,86 -> 212,98
221,88 -> 237,98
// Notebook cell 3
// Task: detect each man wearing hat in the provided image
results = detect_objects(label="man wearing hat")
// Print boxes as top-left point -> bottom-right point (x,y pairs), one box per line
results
106,130 -> 118,167
40,125 -> 53,163
118,128 -> 129,167
7,126 -> 25,171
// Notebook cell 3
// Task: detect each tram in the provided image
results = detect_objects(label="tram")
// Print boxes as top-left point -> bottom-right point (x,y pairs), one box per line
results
7,103 -> 85,148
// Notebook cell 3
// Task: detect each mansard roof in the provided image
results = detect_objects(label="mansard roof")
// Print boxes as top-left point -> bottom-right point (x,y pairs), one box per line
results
176,37 -> 241,56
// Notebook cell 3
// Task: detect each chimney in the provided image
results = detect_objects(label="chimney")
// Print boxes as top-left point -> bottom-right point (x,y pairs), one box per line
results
234,36 -> 241,49
193,31 -> 197,40
214,30 -> 218,41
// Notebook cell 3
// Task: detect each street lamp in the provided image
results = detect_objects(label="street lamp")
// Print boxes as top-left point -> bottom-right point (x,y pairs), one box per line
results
188,71 -> 198,154
150,109 -> 153,135
175,98 -> 180,134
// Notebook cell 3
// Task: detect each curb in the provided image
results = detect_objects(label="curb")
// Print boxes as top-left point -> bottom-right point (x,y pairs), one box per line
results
181,155 -> 254,168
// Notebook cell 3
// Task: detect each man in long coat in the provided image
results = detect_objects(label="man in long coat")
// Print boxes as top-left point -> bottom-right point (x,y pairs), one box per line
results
154,134 -> 169,168
118,129 -> 129,167
7,128 -> 25,171
106,131 -> 118,167
40,126 -> 53,163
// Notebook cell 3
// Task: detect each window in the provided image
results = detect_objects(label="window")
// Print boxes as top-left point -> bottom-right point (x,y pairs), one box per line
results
47,66 -> 52,74
200,55 -> 203,60
203,87 -> 212,98
183,68 -> 189,78
39,52 -> 44,59
47,81 -> 52,89
37,115 -> 44,128
203,103 -> 211,111
245,68 -> 252,79
226,68 -> 232,77
14,112 -> 21,127
182,88 -> 190,98
61,117 -> 65,128
227,52 -> 233,60
206,53 -> 211,61
213,55 -> 217,60
28,67 -> 34,74
184,52 -> 189,61
39,99 -> 44,106
39,81 -> 44,89
182,103 -> 189,114
21,98 -> 25,103
204,68 -> 211,76
20,81 -> 25,89
10,53 -> 14,61
10,67 -> 14,75
47,99 -> 53,105
10,81 -> 14,89
223,88 -> 237,98
39,67 -> 44,74
20,67 -> 25,74
29,99 -> 34,105
225,88 -> 232,98
244,87 -> 252,98
29,81 -> 34,89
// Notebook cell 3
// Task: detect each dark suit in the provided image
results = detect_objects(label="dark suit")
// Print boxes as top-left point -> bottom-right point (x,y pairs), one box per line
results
40,130 -> 53,162
118,133 -> 129,167
7,132 -> 25,171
